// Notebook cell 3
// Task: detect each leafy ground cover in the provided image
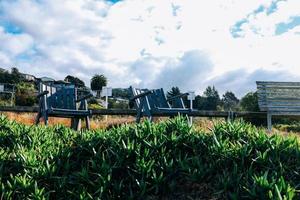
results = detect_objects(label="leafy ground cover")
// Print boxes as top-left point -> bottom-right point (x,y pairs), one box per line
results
0,115 -> 299,199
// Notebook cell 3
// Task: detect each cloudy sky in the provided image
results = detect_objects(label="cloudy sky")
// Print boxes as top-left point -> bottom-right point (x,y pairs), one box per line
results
0,0 -> 300,97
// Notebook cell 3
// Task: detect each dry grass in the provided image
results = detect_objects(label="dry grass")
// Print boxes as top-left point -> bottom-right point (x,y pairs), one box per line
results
1,112 -> 300,140
192,117 -> 224,132
267,128 -> 300,141
0,112 -> 136,130
90,115 -> 135,130
1,112 -> 71,127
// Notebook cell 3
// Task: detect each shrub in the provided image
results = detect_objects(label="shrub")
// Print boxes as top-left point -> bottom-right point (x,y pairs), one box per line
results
0,116 -> 299,199
15,82 -> 36,106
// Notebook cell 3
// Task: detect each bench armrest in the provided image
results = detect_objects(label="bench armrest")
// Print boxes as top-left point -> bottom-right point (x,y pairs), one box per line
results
37,91 -> 49,98
167,92 -> 189,102
76,94 -> 93,103
130,90 -> 153,102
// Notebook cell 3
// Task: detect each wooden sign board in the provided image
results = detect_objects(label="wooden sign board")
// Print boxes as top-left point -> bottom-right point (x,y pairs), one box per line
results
101,87 -> 112,97
187,91 -> 195,100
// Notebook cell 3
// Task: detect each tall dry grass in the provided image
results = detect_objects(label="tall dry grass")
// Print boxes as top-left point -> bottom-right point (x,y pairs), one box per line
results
0,112 -> 136,130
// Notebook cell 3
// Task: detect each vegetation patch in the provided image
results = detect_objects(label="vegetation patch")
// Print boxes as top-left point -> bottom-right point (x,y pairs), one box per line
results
0,116 -> 299,199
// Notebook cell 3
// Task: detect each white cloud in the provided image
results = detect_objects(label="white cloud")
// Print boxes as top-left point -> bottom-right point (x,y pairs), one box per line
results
0,0 -> 300,96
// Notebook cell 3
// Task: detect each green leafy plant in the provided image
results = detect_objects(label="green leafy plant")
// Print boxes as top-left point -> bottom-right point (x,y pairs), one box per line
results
0,115 -> 299,199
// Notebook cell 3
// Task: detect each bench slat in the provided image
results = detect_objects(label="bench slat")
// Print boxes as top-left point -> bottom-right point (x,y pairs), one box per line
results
256,81 -> 300,130
257,81 -> 300,86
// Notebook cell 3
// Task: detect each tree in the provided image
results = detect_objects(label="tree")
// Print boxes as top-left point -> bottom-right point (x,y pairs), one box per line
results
221,91 -> 239,111
202,86 -> 220,110
0,69 -> 10,83
194,95 -> 206,110
64,75 -> 85,87
0,67 -> 24,84
167,87 -> 181,99
240,92 -> 259,111
10,67 -> 24,84
90,74 -> 107,97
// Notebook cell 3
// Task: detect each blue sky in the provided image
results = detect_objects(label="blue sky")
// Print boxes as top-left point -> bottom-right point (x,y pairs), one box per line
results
0,0 -> 300,97
107,0 -> 121,3
276,16 -> 300,35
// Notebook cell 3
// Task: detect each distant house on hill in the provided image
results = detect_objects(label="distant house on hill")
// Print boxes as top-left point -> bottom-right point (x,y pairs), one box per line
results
21,73 -> 36,82
35,77 -> 56,83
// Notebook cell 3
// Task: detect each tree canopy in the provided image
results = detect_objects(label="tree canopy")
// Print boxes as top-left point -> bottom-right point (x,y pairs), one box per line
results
221,91 -> 239,111
90,74 -> 107,97
167,87 -> 181,99
240,92 -> 260,112
203,86 -> 220,110
64,75 -> 85,87
0,67 -> 24,84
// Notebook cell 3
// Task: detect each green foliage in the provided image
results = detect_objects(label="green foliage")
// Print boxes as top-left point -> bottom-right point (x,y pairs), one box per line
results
0,116 -> 299,199
88,103 -> 103,110
166,86 -> 181,99
15,83 -> 36,106
90,74 -> 107,92
112,88 -> 130,99
87,97 -> 99,105
195,86 -> 220,110
64,75 -> 85,87
194,95 -> 206,109
240,92 -> 260,112
108,98 -> 128,109
0,99 -> 11,106
0,93 -> 13,106
0,67 -> 25,84
275,122 -> 300,132
221,91 -> 239,111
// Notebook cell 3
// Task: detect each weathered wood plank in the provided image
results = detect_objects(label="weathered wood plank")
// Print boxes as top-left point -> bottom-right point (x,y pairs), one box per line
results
0,106 -> 269,118
257,81 -> 300,86
0,106 -> 39,112
256,81 -> 300,130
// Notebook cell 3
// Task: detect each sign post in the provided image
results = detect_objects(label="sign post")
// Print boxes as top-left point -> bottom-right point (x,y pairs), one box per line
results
187,91 -> 195,126
101,87 -> 112,121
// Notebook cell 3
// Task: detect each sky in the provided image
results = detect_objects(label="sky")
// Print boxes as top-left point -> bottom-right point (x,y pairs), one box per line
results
0,0 -> 300,97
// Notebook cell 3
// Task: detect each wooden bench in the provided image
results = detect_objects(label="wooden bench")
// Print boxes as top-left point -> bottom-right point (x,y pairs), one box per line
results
129,86 -> 191,122
256,81 -> 300,130
36,81 -> 92,130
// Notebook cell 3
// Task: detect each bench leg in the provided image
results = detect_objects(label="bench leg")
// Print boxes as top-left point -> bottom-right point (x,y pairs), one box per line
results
227,111 -> 234,122
85,116 -> 90,130
35,112 -> 41,125
148,116 -> 153,122
136,111 -> 141,123
71,118 -> 75,129
71,118 -> 80,131
44,114 -> 48,126
76,119 -> 81,131
267,113 -> 272,131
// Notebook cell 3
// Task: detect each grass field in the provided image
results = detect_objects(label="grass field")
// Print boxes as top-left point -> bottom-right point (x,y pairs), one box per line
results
0,114 -> 299,199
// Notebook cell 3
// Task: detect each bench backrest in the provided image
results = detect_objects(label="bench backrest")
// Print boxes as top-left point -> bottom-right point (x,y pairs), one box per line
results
256,81 -> 300,113
129,87 -> 149,109
151,89 -> 171,108
129,87 -> 173,111
39,82 -> 77,110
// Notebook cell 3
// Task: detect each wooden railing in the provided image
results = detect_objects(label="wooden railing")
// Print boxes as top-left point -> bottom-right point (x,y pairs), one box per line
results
0,106 -> 268,119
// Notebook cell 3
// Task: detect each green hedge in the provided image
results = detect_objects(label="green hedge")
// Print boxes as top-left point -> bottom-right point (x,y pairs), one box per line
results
0,116 -> 299,199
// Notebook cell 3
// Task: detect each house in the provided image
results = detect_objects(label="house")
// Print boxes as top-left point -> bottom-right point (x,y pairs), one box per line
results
21,73 -> 36,82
